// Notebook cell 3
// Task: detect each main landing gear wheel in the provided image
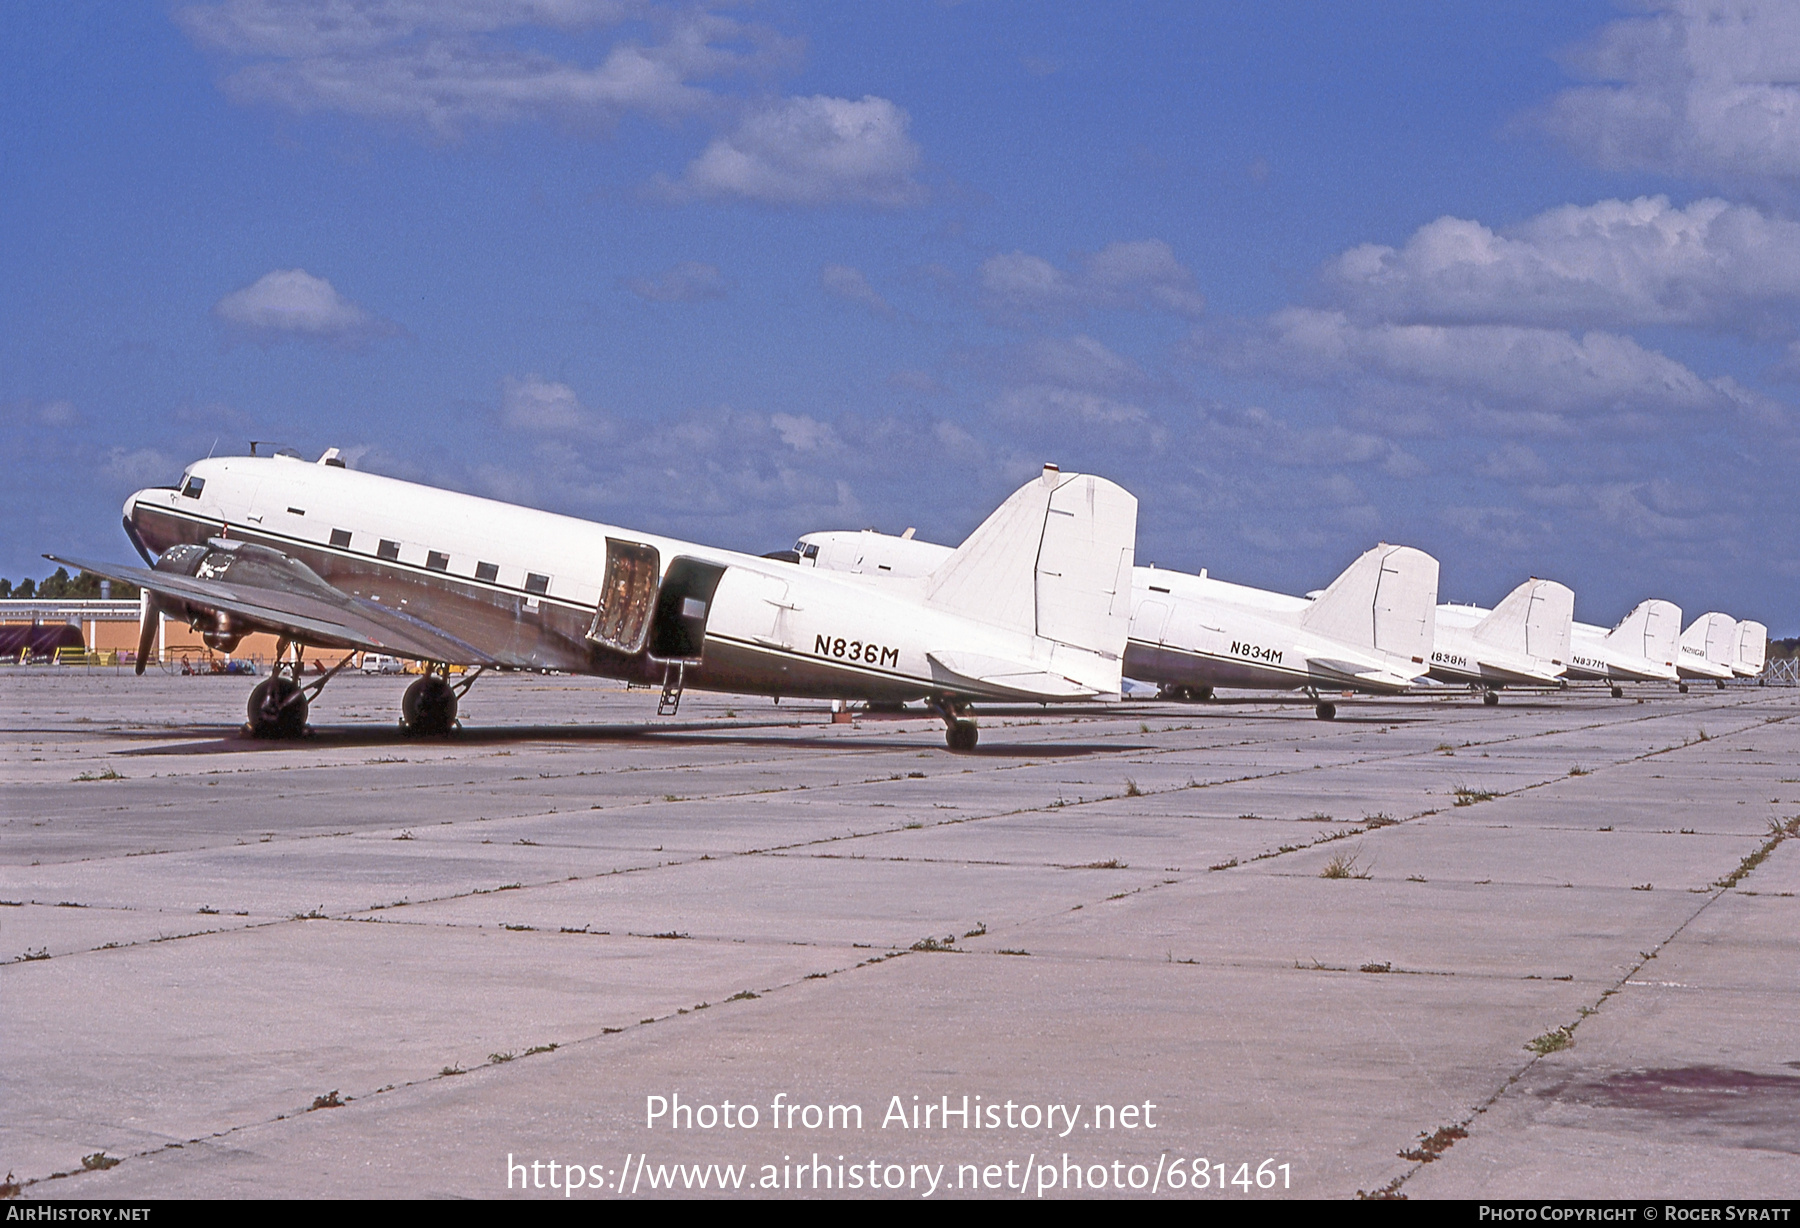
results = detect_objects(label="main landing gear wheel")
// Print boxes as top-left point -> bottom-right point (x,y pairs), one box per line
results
1678,682 -> 1689,694
247,676 -> 308,739
1314,701 -> 1336,720
402,674 -> 458,737
1611,685 -> 1624,699
946,720 -> 979,752
1482,691 -> 1500,706
1717,678 -> 1727,690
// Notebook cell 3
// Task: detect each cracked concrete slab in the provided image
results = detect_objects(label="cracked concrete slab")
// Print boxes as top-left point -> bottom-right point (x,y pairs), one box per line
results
3,672 -> 1796,1198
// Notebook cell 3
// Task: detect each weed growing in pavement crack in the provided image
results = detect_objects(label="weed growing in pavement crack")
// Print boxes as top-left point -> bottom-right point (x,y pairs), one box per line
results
1320,852 -> 1371,880
1527,1027 -> 1574,1055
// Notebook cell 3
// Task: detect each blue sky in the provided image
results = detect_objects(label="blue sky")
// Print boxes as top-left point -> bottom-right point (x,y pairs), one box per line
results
4,1 -> 1796,632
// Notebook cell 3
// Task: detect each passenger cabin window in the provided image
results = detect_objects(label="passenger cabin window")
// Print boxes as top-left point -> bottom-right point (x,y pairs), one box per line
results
475,562 -> 499,584
426,551 -> 450,571
524,572 -> 550,596
329,529 -> 352,549
181,477 -> 205,499
287,507 -> 305,516
377,539 -> 401,562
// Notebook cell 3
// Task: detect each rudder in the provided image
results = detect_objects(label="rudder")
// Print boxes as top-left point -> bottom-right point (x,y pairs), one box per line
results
1473,578 -> 1574,667
1301,543 -> 1439,665
924,465 -> 1137,659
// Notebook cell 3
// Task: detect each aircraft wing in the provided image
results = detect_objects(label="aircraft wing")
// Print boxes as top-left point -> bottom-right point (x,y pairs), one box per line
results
48,551 -> 499,666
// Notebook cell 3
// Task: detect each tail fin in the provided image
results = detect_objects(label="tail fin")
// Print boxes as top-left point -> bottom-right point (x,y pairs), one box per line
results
1683,612 -> 1739,667
924,465 -> 1136,660
1300,543 -> 1439,666
1473,578 -> 1574,666
1604,599 -> 1681,669
1736,620 -> 1768,674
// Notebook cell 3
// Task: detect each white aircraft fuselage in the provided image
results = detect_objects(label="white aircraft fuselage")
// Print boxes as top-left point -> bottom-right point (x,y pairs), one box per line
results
86,455 -> 1139,744
790,530 -> 1438,698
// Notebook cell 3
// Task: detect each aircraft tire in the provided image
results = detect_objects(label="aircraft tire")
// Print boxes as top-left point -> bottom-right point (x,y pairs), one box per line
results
1482,691 -> 1500,706
402,675 -> 458,737
1314,701 -> 1336,720
1717,679 -> 1727,690
1197,686 -> 1214,702
1610,685 -> 1624,699
946,720 -> 979,752
247,676 -> 308,739
1678,682 -> 1689,693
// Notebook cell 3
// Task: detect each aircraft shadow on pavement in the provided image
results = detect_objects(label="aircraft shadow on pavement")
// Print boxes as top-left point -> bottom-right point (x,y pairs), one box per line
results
114,721 -> 1130,759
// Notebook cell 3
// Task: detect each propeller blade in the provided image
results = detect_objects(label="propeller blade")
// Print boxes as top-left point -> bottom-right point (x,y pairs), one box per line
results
134,593 -> 161,676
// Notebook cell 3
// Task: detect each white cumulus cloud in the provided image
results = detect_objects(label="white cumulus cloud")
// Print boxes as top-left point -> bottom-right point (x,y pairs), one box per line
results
1532,0 -> 1800,181
176,2 -> 795,138
1205,307 -> 1741,428
501,374 -> 598,434
1324,196 -> 1800,332
673,95 -> 925,207
978,240 -> 1204,322
212,269 -> 395,344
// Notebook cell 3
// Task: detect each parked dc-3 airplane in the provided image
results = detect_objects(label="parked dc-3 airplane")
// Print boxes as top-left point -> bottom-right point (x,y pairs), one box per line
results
1426,578 -> 1574,703
53,453 -> 1137,750
778,529 -> 1439,720
1565,599 -> 1682,697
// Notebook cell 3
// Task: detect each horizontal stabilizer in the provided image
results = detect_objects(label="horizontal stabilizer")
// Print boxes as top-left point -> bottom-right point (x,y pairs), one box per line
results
1603,599 -> 1681,668
1472,578 -> 1574,665
1306,657 -> 1420,692
925,651 -> 1099,699
1300,543 -> 1439,665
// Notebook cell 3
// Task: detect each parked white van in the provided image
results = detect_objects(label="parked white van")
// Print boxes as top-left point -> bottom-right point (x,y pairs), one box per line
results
361,653 -> 405,675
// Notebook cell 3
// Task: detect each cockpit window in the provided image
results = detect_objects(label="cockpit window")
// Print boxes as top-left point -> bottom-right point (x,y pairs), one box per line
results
802,543 -> 819,559
181,476 -> 205,499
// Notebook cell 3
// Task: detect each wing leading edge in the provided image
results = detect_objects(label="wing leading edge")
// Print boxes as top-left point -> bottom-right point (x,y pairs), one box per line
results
47,544 -> 498,667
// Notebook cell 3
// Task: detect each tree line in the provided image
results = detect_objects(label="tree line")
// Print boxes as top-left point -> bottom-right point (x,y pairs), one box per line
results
0,567 -> 140,600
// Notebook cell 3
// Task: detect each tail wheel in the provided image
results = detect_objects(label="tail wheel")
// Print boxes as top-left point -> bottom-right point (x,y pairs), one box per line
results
247,676 -> 308,739
946,720 -> 979,752
402,674 -> 458,736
